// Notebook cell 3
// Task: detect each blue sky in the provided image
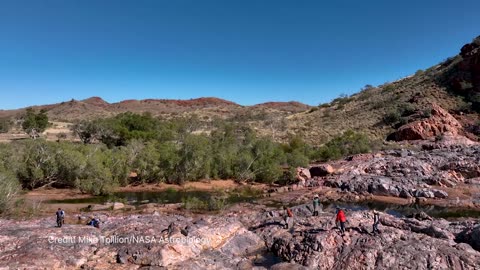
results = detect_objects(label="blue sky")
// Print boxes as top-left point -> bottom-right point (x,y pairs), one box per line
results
0,0 -> 479,109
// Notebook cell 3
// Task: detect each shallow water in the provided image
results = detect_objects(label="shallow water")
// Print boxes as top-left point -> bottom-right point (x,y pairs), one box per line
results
47,189 -> 256,205
322,201 -> 480,219
47,190 -> 480,219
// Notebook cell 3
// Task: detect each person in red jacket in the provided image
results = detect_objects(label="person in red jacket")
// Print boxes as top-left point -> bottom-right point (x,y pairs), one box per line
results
335,207 -> 347,235
283,206 -> 294,229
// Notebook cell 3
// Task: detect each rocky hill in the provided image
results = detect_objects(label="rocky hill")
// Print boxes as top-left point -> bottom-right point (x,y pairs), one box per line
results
285,36 -> 480,145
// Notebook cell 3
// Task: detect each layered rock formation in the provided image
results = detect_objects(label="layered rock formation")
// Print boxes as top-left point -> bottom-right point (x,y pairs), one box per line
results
1,203 -> 480,269
386,103 -> 472,142
255,205 -> 480,269
294,145 -> 480,205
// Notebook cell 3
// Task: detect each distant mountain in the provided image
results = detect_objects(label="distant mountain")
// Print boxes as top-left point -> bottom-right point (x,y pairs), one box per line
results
0,96 -> 311,121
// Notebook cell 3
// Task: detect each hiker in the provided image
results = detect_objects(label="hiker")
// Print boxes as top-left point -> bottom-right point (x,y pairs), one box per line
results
161,222 -> 175,236
372,210 -> 380,234
56,208 -> 65,227
87,217 -> 100,228
283,206 -> 294,229
312,195 -> 320,216
335,207 -> 347,235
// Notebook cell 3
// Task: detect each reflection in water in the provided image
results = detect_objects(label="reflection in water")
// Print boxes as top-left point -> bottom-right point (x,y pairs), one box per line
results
48,189 -> 255,205
322,201 -> 480,219
47,190 -> 480,219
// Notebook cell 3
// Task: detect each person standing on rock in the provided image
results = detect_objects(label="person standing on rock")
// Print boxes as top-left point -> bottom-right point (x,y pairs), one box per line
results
372,210 -> 380,234
312,195 -> 320,216
335,207 -> 346,235
56,208 -> 65,228
283,206 -> 294,229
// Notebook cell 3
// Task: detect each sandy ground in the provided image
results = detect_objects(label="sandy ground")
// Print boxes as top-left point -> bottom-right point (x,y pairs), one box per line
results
115,179 -> 246,192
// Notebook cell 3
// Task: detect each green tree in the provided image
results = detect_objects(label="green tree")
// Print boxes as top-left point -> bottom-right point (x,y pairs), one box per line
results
210,124 -> 239,179
75,147 -> 118,195
17,140 -> 58,189
251,138 -> 285,184
232,148 -> 255,182
55,143 -> 87,187
22,108 -> 49,138
173,134 -> 212,183
71,120 -> 100,144
131,141 -> 162,183
157,142 -> 180,182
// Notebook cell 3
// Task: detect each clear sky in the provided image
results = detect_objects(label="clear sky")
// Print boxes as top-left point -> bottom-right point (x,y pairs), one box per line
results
0,0 -> 479,109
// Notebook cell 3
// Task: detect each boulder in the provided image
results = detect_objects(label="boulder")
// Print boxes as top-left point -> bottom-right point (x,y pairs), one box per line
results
412,189 -> 435,198
456,225 -> 480,251
387,104 -> 464,141
90,203 -> 113,211
296,167 -> 311,182
432,189 -> 449,199
112,202 -> 125,210
309,164 -> 334,177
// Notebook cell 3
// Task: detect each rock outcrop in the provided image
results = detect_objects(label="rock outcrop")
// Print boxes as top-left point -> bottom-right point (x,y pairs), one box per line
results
314,145 -> 480,204
252,205 -> 480,270
0,213 -> 265,269
296,167 -> 311,182
1,203 -> 480,269
453,36 -> 480,100
387,104 -> 466,142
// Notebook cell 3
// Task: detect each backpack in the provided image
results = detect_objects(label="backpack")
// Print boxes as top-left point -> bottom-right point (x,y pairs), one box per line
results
287,208 -> 293,217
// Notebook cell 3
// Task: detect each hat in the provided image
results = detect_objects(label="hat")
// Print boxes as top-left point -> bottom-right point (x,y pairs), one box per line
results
314,194 -> 319,198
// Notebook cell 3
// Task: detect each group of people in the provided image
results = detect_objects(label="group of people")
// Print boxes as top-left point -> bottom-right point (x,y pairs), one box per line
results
282,195 -> 382,235
55,208 -> 101,228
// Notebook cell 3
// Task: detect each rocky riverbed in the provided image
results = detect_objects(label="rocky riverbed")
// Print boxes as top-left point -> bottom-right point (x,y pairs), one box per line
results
1,201 -> 480,269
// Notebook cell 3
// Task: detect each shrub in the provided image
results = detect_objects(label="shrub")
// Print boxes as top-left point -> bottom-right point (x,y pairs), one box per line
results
182,196 -> 206,211
398,103 -> 416,116
232,149 -> 255,182
17,140 -> 59,189
182,195 -> 226,211
55,143 -> 87,187
206,196 -> 226,211
173,134 -> 212,183
421,109 -> 432,118
383,110 -> 402,125
383,85 -> 395,92
308,107 -> 319,113
251,139 -> 285,184
0,118 -> 11,133
130,141 -> 162,183
313,130 -> 372,161
231,186 -> 262,198
75,147 -> 118,195
415,69 -> 424,76
0,170 -> 21,214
